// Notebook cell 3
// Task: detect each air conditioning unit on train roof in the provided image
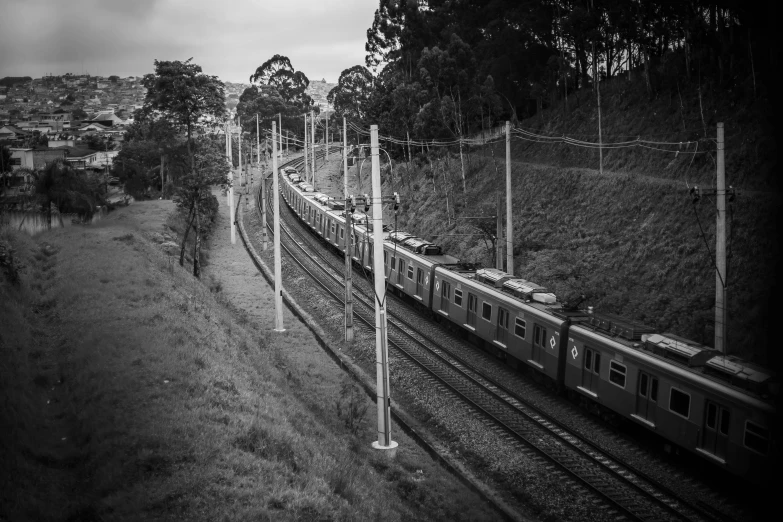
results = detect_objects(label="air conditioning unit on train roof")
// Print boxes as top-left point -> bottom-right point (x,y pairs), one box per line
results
641,333 -> 715,366
703,355 -> 776,396
584,312 -> 655,341
402,236 -> 442,255
501,278 -> 557,304
476,268 -> 513,287
388,231 -> 414,243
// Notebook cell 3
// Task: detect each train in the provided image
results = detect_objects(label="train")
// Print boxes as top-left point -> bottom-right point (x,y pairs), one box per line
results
276,162 -> 778,484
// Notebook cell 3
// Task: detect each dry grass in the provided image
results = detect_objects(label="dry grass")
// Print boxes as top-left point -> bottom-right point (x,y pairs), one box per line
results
0,205 -> 499,521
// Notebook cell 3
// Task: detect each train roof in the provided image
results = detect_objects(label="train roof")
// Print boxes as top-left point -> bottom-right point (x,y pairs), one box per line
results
570,314 -> 778,407
436,266 -> 568,323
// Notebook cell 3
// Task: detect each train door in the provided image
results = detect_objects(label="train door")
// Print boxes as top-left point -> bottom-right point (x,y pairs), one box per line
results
496,307 -> 509,345
440,280 -> 450,314
581,347 -> 601,394
701,400 -> 731,460
466,293 -> 477,327
398,259 -> 405,286
416,268 -> 423,298
635,371 -> 658,425
531,323 -> 547,365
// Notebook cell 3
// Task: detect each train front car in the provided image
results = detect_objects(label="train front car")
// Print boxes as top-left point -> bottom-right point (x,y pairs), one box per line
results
565,313 -> 778,483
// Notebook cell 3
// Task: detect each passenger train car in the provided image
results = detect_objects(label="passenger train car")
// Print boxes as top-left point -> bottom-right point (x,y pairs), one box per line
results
277,163 -> 778,483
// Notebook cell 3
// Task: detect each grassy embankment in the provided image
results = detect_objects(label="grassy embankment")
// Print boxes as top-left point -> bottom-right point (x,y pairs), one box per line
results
0,203 -> 496,521
383,74 -> 780,366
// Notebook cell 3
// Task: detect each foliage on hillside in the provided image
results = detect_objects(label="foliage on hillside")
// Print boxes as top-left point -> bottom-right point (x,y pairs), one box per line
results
387,74 -> 779,367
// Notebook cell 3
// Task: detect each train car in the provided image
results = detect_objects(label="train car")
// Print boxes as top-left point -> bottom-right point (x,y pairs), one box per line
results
565,313 -> 778,482
431,266 -> 570,381
383,231 -> 459,309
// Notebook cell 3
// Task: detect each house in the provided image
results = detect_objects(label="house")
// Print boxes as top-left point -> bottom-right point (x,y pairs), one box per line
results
9,148 -> 34,170
61,147 -> 99,170
32,147 -> 67,169
91,112 -> 123,126
0,125 -> 32,143
49,138 -> 75,148
78,122 -> 110,132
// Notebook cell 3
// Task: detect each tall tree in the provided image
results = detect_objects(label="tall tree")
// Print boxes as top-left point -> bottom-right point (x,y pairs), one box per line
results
327,65 -> 375,122
142,59 -> 227,278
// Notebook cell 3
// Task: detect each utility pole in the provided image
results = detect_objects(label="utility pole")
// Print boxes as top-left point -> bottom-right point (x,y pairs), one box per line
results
303,113 -> 309,183
272,121 -> 285,332
715,122 -> 727,353
310,110 -> 316,190
370,124 -> 397,456
238,117 -> 243,191
505,121 -> 513,274
325,108 -> 329,161
226,122 -> 235,244
344,116 -> 353,342
278,112 -> 283,161
256,113 -> 260,178
496,193 -> 503,270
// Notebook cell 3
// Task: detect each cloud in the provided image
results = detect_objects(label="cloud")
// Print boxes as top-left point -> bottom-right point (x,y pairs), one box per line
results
0,0 -> 376,82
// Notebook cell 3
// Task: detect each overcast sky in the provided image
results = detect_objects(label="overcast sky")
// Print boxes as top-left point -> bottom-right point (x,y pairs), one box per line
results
0,0 -> 377,84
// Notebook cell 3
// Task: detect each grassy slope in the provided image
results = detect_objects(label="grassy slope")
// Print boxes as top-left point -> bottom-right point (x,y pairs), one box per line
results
391,75 -> 780,367
0,212 -> 494,521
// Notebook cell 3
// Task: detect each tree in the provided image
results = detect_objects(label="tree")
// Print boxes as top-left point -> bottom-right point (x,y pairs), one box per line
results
0,146 -> 12,194
249,54 -> 315,110
72,107 -> 88,121
327,66 -> 374,122
34,160 -> 101,225
142,58 -> 227,278
109,75 -> 119,83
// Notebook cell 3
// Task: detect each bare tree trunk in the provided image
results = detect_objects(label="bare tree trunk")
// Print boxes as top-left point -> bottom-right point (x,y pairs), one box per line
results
193,196 -> 201,278
179,201 -> 196,266
160,154 -> 165,195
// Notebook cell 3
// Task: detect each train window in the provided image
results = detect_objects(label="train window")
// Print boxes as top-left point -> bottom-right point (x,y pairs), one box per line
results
442,281 -> 450,300
391,256 -> 396,271
609,361 -> 626,388
593,353 -> 601,374
584,349 -> 592,370
669,387 -> 691,419
398,260 -> 405,284
650,378 -> 658,402
340,227 -> 344,240
720,410 -> 730,436
514,318 -> 526,338
706,402 -> 717,430
639,373 -> 648,397
407,265 -> 414,280
744,421 -> 769,455
454,289 -> 463,306
482,302 -> 492,320
384,251 -> 388,265
331,221 -> 335,235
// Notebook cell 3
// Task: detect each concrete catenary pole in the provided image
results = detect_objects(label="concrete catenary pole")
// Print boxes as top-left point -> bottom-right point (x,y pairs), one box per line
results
344,116 -> 353,342
496,192 -> 503,270
272,121 -> 285,332
303,114 -> 309,183
505,121 -> 513,274
226,122 -> 235,245
238,117 -> 243,191
278,113 -> 283,161
715,122 -> 727,353
370,124 -> 396,456
311,110 -> 316,190
325,108 -> 329,161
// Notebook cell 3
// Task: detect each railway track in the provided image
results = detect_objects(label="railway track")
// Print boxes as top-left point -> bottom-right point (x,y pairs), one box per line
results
248,154 -> 726,522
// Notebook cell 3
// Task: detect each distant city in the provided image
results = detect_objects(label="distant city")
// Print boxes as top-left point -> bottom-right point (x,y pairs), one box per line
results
0,73 -> 335,186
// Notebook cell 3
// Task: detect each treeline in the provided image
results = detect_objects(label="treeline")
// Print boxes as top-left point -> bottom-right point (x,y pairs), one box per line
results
327,0 -> 772,144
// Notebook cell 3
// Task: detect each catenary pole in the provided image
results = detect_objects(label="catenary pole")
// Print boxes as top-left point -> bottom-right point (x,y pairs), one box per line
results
278,112 -> 282,161
715,122 -> 726,353
311,110 -> 316,190
505,121 -> 513,274
325,107 -> 329,161
344,116 -> 353,342
226,122 -> 235,244
303,114 -> 309,183
238,117 -> 243,191
496,192 -> 503,270
272,121 -> 285,332
370,124 -> 396,456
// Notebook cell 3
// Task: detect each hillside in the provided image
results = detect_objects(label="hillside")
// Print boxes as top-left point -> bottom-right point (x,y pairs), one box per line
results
0,202 -> 498,521
384,74 -> 780,367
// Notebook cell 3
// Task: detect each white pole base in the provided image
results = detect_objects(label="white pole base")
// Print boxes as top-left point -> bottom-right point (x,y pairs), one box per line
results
371,440 -> 398,458
273,328 -> 287,333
